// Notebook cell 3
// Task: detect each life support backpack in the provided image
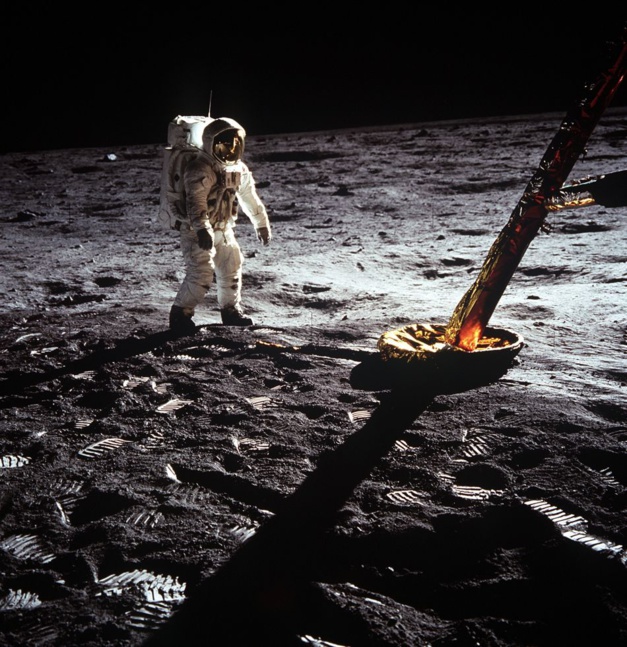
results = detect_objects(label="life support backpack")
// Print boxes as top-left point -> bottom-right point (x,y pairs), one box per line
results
158,115 -> 212,230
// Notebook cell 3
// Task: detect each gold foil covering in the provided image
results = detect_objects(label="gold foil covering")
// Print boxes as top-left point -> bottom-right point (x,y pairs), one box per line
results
544,192 -> 596,211
378,323 -> 513,364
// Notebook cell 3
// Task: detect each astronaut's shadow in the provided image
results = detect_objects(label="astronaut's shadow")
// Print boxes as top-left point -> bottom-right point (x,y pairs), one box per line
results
0,329 -> 177,400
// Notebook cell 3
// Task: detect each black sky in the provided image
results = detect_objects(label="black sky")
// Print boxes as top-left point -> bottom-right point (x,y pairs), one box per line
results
3,9 -> 626,153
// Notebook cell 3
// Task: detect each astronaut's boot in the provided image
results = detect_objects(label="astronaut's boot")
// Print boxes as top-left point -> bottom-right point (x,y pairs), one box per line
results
220,305 -> 254,326
169,305 -> 197,335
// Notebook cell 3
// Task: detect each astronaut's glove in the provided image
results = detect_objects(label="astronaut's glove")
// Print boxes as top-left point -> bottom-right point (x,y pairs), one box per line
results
196,228 -> 213,250
256,226 -> 271,246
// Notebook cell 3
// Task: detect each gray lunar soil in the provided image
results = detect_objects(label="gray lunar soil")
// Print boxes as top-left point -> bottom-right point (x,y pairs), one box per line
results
0,106 -> 626,646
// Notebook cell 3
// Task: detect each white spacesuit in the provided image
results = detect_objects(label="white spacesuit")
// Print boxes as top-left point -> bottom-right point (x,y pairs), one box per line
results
169,117 -> 271,334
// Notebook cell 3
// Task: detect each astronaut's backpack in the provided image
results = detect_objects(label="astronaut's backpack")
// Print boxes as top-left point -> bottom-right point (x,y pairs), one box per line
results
158,115 -> 211,230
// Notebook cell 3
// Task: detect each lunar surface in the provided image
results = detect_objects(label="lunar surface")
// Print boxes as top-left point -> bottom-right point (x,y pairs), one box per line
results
0,104 -> 626,646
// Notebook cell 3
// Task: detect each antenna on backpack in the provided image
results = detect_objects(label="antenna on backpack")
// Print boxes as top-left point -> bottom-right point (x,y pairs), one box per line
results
208,90 -> 213,119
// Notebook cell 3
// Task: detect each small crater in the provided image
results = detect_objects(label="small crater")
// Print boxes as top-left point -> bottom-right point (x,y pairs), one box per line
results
294,404 -> 328,420
94,276 -> 122,288
560,221 -> 612,234
69,491 -> 135,524
510,448 -> 551,469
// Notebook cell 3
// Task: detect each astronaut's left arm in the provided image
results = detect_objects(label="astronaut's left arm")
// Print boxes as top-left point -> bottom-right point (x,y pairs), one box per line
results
237,167 -> 271,245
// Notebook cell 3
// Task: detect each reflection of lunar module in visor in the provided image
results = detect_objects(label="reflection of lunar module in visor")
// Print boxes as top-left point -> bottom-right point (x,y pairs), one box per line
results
213,131 -> 244,165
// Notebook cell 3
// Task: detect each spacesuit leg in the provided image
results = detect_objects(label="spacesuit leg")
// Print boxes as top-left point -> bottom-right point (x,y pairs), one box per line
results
213,227 -> 243,310
173,224 -> 215,314
213,227 -> 253,325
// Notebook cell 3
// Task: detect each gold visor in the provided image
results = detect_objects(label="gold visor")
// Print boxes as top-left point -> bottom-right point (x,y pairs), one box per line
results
213,135 -> 243,164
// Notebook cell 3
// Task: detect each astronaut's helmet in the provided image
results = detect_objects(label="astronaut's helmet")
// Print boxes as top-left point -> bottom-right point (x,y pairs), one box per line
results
202,117 -> 246,166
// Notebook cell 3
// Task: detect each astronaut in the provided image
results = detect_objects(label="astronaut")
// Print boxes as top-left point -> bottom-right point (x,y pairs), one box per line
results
169,117 -> 271,334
